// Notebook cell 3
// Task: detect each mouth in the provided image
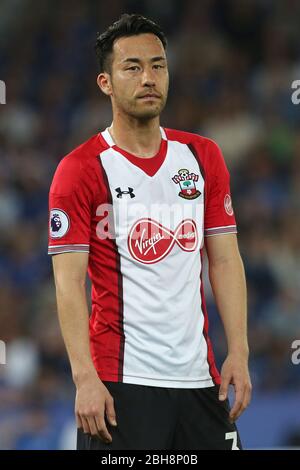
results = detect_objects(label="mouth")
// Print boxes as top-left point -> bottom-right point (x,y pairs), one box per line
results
138,94 -> 161,100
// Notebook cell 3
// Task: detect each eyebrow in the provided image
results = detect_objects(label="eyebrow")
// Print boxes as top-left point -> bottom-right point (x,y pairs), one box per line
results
122,56 -> 166,64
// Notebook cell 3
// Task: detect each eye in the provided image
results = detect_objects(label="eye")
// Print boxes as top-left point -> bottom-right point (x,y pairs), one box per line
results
127,66 -> 139,71
153,64 -> 164,69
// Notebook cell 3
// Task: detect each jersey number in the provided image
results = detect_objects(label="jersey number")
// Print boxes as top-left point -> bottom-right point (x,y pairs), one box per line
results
225,431 -> 240,450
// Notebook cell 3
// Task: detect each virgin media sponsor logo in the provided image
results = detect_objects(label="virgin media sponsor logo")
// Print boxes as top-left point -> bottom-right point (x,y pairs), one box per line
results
128,218 -> 198,264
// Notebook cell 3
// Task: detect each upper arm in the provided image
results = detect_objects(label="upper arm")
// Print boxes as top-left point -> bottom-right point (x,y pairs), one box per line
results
52,252 -> 89,288
48,155 -> 94,288
204,140 -> 237,237
205,233 -> 242,267
202,140 -> 240,266
48,155 -> 94,256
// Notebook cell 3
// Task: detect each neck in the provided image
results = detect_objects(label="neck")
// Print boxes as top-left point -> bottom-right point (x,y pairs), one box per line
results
108,112 -> 162,158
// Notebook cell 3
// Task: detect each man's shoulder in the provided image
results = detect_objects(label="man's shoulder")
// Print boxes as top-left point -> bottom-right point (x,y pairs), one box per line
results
50,133 -> 107,194
60,132 -> 107,169
164,127 -> 224,169
164,127 -> 218,149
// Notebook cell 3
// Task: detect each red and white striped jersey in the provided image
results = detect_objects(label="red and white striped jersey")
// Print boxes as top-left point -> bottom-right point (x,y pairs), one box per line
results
48,127 -> 237,388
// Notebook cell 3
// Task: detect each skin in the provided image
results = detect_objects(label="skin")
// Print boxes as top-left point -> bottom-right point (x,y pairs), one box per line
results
205,234 -> 252,422
53,252 -> 115,443
97,33 -> 169,157
52,32 -> 251,445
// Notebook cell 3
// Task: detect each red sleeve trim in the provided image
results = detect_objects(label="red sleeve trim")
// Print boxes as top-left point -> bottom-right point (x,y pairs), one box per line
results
48,244 -> 89,255
204,226 -> 237,237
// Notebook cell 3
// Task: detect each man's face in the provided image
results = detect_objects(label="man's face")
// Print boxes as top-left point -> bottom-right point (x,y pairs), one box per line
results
107,33 -> 169,120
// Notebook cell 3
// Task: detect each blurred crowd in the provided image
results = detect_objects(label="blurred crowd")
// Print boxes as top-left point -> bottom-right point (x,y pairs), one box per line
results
0,0 -> 300,449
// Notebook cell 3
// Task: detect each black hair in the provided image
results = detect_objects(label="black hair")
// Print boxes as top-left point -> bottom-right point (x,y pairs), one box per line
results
95,13 -> 167,73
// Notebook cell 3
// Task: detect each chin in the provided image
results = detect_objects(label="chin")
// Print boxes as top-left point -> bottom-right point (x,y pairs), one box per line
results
135,105 -> 163,119
140,111 -> 161,119
123,98 -> 167,120
127,109 -> 160,120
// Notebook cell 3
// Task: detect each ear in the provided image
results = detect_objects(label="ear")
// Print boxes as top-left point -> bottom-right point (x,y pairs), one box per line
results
97,72 -> 113,96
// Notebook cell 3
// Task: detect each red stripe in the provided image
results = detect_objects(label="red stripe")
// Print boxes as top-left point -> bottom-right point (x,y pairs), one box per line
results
99,134 -> 125,380
199,249 -> 221,384
89,154 -> 125,382
187,141 -> 220,383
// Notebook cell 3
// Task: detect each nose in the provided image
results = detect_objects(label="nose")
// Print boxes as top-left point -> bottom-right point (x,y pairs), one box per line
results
141,66 -> 156,87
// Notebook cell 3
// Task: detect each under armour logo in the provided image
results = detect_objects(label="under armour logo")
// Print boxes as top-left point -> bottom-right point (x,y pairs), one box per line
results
115,187 -> 135,199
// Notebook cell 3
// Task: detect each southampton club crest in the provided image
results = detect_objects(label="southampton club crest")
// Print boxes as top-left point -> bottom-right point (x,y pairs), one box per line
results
172,169 -> 201,200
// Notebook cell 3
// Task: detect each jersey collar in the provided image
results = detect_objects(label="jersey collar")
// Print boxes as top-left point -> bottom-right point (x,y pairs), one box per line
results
100,126 -> 168,177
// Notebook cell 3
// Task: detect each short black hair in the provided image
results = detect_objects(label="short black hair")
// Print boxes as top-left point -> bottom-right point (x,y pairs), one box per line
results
95,13 -> 167,73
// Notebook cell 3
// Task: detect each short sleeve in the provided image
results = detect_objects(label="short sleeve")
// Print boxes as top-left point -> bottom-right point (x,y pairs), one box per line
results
48,156 -> 92,255
204,141 -> 237,237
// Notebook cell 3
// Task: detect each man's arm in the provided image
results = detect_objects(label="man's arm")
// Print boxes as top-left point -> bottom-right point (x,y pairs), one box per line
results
205,233 -> 252,422
52,252 -> 117,443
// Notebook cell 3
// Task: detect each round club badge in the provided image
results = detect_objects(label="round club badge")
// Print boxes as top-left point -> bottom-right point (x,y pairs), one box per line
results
49,209 -> 70,238
224,194 -> 234,216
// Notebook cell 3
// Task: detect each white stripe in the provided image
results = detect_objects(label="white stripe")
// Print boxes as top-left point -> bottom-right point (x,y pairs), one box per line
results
48,248 -> 89,251
205,225 -> 236,231
48,249 -> 89,254
101,127 -> 114,147
123,375 -> 214,388
48,244 -> 89,248
160,126 -> 167,140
